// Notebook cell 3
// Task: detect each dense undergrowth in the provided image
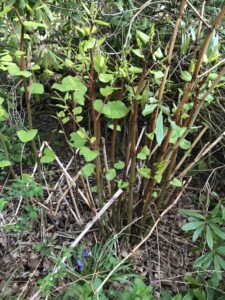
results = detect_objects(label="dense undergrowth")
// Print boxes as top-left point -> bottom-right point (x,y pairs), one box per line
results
0,0 -> 225,299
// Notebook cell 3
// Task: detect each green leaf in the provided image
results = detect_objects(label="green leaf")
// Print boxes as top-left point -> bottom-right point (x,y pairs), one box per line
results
80,147 -> 99,162
214,255 -> 221,279
99,73 -> 114,83
114,161 -> 125,170
85,38 -> 96,50
180,139 -> 191,150
216,255 -> 225,270
0,160 -> 11,168
208,73 -> 218,80
81,164 -> 95,177
30,83 -> 44,94
17,129 -> 38,143
94,55 -> 107,73
23,21 -> 47,29
108,124 -> 121,132
40,149 -> 56,164
137,146 -> 150,160
0,54 -> 12,62
94,100 -> 128,119
52,76 -> 87,105
153,48 -> 163,59
194,252 -> 213,269
154,160 -> 167,183
221,205 -> 225,221
150,70 -> 164,80
94,99 -> 104,112
179,209 -> 205,220
181,71 -> 192,82
106,168 -> 116,180
128,66 -> 143,74
93,277 -> 103,293
0,106 -> 9,121
209,223 -> 225,240
81,2 -> 91,15
132,49 -> 144,58
118,180 -> 129,189
73,107 -> 82,115
70,131 -> 87,149
0,5 -> 12,18
7,64 -> 32,78
142,104 -> 157,116
170,178 -> 182,187
93,20 -> 110,27
138,166 -> 151,179
206,226 -> 214,250
136,30 -> 150,44
170,125 -> 186,144
0,198 -> 7,212
181,221 -> 204,232
155,111 -> 164,145
193,288 -> 206,300
100,86 -> 115,97
192,225 -> 204,242
216,246 -> 225,256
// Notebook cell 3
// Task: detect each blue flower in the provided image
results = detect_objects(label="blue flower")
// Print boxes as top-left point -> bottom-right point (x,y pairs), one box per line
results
75,258 -> 83,272
82,248 -> 91,258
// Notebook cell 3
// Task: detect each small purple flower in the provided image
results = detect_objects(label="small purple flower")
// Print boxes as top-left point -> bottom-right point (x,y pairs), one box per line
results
75,258 -> 83,272
82,248 -> 91,258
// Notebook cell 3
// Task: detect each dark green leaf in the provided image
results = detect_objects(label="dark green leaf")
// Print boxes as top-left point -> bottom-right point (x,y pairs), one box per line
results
181,221 -> 204,232
206,226 -> 214,250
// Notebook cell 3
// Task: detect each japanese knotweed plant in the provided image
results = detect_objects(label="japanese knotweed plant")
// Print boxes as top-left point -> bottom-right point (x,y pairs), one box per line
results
52,1 -> 225,233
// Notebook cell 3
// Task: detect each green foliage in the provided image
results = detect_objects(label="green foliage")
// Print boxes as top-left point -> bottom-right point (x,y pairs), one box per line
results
0,160 -> 11,168
94,100 -> 129,119
7,64 -> 32,78
17,129 -> 38,143
81,163 -> 96,177
181,71 -> 192,82
40,148 -> 56,164
36,241 -> 135,297
180,193 -> 225,284
110,278 -> 154,300
0,1 -> 225,298
52,76 -> 87,105
80,147 -> 99,162
7,174 -> 43,199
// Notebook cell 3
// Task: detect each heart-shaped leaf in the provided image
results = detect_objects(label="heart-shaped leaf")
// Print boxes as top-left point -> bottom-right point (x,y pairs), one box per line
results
80,147 -> 99,162
70,130 -> 87,148
106,168 -> 116,180
137,146 -> 150,160
81,163 -> 95,177
40,148 -> 56,164
17,129 -> 38,143
170,178 -> 182,187
114,161 -> 125,170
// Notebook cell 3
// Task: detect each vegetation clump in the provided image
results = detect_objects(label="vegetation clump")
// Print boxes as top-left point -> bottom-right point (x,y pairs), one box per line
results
0,0 -> 225,298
